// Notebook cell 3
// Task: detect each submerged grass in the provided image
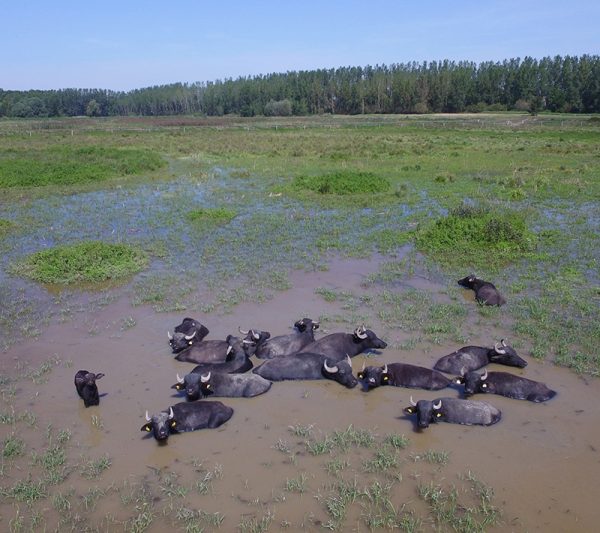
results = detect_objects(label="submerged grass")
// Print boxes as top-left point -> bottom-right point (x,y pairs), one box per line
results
12,240 -> 148,284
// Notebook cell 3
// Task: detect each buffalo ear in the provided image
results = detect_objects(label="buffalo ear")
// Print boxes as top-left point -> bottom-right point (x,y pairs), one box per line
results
403,406 -> 416,415
141,424 -> 152,433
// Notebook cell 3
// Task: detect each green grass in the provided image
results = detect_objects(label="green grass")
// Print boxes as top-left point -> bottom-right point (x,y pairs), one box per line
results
186,206 -> 237,225
292,170 -> 391,195
415,202 -> 538,268
0,146 -> 165,187
12,240 -> 148,284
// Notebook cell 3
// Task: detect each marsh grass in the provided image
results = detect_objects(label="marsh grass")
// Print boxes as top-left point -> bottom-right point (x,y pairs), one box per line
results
13,241 -> 148,284
0,145 -> 165,187
415,202 -> 537,268
186,206 -> 237,225
292,171 -> 390,195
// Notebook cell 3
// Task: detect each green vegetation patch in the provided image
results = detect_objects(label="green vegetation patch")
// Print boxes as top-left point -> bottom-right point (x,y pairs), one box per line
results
186,207 -> 237,225
13,241 -> 148,284
0,146 -> 165,187
292,171 -> 391,195
0,218 -> 16,236
415,203 -> 537,266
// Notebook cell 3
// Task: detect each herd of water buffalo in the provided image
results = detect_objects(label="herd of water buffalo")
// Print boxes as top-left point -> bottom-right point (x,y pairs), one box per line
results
74,275 -> 557,441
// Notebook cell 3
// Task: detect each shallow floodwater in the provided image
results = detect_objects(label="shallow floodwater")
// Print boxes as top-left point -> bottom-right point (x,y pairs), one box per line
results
1,257 -> 599,532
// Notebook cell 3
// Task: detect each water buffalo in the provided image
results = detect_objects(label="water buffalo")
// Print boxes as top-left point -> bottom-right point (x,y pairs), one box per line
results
458,275 -> 506,306
168,317 -> 210,353
403,396 -> 502,429
174,335 -> 237,364
456,369 -> 557,402
74,370 -> 105,407
433,339 -> 527,374
141,401 -> 233,442
301,325 -> 387,361
240,318 -> 319,359
357,362 -> 450,391
253,354 -> 358,388
172,371 -> 272,400
190,336 -> 253,374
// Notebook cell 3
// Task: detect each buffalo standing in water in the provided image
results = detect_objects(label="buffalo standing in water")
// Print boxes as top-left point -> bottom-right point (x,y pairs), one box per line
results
458,275 -> 506,306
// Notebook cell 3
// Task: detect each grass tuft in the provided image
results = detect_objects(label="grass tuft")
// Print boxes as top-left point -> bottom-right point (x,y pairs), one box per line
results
13,241 -> 148,284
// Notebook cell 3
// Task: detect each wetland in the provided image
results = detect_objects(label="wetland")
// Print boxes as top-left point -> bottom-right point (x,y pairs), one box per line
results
0,114 -> 599,532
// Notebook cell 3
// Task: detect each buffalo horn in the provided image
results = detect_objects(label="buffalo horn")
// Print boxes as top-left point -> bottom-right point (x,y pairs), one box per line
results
323,359 -> 339,373
501,339 -> 507,347
238,326 -> 249,335
409,396 -> 417,407
383,364 -> 388,373
167,331 -> 173,340
200,372 -> 211,383
355,326 -> 368,340
481,369 -> 488,380
226,345 -> 233,355
176,373 -> 184,384
252,331 -> 260,340
361,361 -> 366,371
145,410 -> 151,421
346,355 -> 352,368
433,400 -> 442,410
168,407 -> 174,419
494,342 -> 506,354
184,331 -> 196,341
242,339 -> 255,345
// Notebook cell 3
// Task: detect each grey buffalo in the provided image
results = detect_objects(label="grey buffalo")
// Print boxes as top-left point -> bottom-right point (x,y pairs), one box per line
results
253,354 -> 358,388
141,401 -> 233,442
458,275 -> 506,306
301,325 -> 387,361
433,340 -> 527,374
240,318 -> 319,359
403,396 -> 502,429
456,369 -> 557,402
173,371 -> 271,400
168,317 -> 210,353
190,336 -> 253,375
74,370 -> 105,407
357,362 -> 450,391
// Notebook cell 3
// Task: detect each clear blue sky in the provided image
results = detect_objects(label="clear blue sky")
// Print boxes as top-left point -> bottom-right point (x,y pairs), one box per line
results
2,0 -> 599,91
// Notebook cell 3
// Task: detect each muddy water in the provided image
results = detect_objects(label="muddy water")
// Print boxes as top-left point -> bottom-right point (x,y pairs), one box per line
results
1,257 -> 599,532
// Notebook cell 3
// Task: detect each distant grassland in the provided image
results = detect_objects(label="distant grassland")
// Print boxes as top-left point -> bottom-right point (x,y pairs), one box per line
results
0,145 -> 165,187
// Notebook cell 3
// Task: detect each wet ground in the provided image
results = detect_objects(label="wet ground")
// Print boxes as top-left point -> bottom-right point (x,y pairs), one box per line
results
1,256 -> 599,532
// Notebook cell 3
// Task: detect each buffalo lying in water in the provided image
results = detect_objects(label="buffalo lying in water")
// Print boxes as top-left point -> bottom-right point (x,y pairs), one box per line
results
458,275 -> 506,306
403,396 -> 502,429
433,339 -> 527,374
456,369 -> 557,403
357,362 -> 450,391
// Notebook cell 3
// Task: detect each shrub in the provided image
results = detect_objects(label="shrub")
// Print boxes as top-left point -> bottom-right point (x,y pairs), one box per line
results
186,207 -> 237,225
13,241 -> 148,284
415,202 -> 537,266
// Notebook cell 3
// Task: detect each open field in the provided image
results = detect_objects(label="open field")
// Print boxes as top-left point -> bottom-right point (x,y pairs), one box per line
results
0,114 -> 599,531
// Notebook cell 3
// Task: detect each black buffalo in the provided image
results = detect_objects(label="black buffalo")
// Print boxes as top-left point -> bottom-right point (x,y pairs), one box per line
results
168,317 -> 210,353
433,339 -> 527,374
458,275 -> 506,306
301,325 -> 387,361
141,401 -> 233,442
357,362 -> 450,391
172,371 -> 272,400
240,318 -> 319,359
456,369 -> 557,403
74,370 -> 105,407
190,336 -> 253,374
253,354 -> 358,388
174,335 -> 238,364
403,396 -> 502,428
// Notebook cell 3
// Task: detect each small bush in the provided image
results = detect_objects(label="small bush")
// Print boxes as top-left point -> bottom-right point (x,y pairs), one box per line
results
292,171 -> 390,195
13,241 -> 148,284
415,202 -> 537,266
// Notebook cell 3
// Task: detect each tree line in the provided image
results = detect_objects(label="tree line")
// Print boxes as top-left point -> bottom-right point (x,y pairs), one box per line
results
1,55 -> 599,118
